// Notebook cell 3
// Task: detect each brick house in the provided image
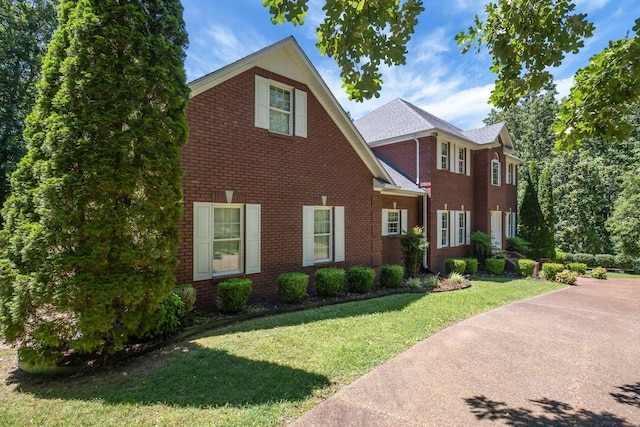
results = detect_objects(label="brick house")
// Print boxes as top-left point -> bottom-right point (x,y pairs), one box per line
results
176,37 -> 424,309
354,99 -> 521,273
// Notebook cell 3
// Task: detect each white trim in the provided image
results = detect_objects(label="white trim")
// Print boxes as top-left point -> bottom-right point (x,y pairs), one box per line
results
381,209 -> 390,236
465,148 -> 471,176
400,209 -> 408,234
334,206 -> 345,262
193,202 -> 212,281
465,210 -> 471,245
245,204 -> 261,274
254,75 -> 269,129
302,205 -> 315,267
294,89 -> 307,137
211,203 -> 244,277
437,210 -> 449,249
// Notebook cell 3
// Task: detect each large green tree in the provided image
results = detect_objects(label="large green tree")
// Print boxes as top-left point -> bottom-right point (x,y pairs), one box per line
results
517,162 -> 545,260
0,0 -> 189,363
607,171 -> 640,257
537,166 -> 555,259
0,0 -> 57,221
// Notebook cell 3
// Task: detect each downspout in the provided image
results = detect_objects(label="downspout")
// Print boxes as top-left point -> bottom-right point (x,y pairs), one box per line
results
423,191 -> 428,270
414,137 -> 420,185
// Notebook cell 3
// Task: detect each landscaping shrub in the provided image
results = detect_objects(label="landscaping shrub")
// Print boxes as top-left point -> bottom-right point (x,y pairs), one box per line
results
564,253 -> 575,262
464,258 -> 479,275
400,226 -> 428,277
219,278 -> 252,313
554,250 -> 567,263
406,277 -> 423,289
379,264 -> 404,289
573,253 -> 595,267
615,254 -> 635,270
555,269 -> 577,285
422,274 -> 439,289
448,272 -> 465,284
506,237 -> 531,255
568,262 -> 587,275
347,266 -> 375,293
516,259 -> 536,277
485,258 -> 506,275
591,267 -> 608,280
315,267 -> 345,296
471,231 -> 493,267
634,259 -> 640,274
277,272 -> 309,303
594,254 -> 615,268
145,293 -> 184,338
173,285 -> 196,318
542,263 -> 564,281
445,258 -> 467,275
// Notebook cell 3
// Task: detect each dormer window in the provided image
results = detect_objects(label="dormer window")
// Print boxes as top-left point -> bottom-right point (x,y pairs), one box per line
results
492,153 -> 501,186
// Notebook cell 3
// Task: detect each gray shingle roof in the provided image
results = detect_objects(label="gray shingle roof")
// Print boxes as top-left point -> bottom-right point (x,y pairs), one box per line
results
377,157 -> 425,193
462,123 -> 505,145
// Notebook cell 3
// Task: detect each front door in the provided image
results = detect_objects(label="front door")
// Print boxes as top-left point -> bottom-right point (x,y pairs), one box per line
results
491,211 -> 503,249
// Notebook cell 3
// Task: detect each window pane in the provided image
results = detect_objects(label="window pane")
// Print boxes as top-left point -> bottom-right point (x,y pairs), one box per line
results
269,110 -> 290,134
213,207 -> 241,239
314,235 -> 330,260
314,209 -> 331,234
213,240 -> 240,273
270,86 -> 291,111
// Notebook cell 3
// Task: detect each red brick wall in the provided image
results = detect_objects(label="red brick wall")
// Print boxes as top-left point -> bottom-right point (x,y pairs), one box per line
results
379,194 -> 423,267
178,67 -> 381,309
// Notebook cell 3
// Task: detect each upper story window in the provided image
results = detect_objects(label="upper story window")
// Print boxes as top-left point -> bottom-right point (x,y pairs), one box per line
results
458,147 -> 465,174
269,85 -> 291,134
255,75 -> 307,137
506,162 -> 517,185
492,153 -> 501,186
440,141 -> 449,170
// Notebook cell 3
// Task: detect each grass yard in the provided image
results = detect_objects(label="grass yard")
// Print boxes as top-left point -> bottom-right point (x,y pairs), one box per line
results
0,279 -> 564,427
604,272 -> 640,280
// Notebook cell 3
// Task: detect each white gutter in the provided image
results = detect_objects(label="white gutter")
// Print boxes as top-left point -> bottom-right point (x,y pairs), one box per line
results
423,191 -> 428,269
414,137 -> 420,185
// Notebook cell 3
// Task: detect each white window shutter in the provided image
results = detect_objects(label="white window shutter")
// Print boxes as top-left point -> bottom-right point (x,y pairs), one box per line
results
255,75 -> 269,129
436,142 -> 442,170
449,143 -> 456,172
245,204 -> 261,274
401,209 -> 408,234
294,89 -> 307,138
466,210 -> 471,245
466,149 -> 471,176
450,210 -> 456,247
381,209 -> 389,236
436,210 -> 443,249
193,202 -> 212,281
334,206 -> 345,262
302,206 -> 315,267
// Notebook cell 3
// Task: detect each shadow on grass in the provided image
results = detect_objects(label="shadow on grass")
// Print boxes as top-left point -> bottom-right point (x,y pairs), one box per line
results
465,395 -> 635,426
8,342 -> 329,409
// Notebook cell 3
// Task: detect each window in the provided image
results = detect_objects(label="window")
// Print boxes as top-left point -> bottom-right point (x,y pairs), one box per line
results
458,211 -> 465,246
492,153 -> 501,186
506,212 -> 517,238
303,206 -> 344,266
382,209 -> 408,236
440,141 -> 449,170
193,202 -> 261,281
255,75 -> 307,137
458,147 -> 465,174
439,211 -> 449,248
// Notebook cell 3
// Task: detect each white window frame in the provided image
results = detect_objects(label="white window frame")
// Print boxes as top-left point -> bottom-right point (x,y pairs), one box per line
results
268,82 -> 292,135
458,211 -> 465,246
313,207 -> 332,263
492,153 -> 501,186
387,210 -> 399,235
506,212 -> 517,238
382,209 -> 408,236
437,210 -> 449,248
458,147 -> 465,174
212,204 -> 244,277
193,202 -> 261,281
439,141 -> 449,170
255,75 -> 307,137
303,206 -> 344,266
506,163 -> 512,184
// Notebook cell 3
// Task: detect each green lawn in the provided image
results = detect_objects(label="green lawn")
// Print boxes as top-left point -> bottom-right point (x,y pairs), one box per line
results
0,279 -> 564,427
603,272 -> 640,280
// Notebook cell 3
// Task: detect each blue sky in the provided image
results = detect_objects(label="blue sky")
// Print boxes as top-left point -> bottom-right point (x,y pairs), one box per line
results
182,0 -> 640,130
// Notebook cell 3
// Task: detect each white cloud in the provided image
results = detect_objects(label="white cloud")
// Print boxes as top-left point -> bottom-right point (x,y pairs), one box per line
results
574,0 -> 611,12
420,84 -> 494,130
555,76 -> 574,101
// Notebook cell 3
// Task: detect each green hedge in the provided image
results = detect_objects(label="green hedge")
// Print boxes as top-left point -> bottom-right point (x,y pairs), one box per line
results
516,259 -> 535,277
594,254 -> 614,268
485,258 -> 506,275
219,278 -> 252,313
464,258 -> 479,275
315,267 -> 345,296
445,258 -> 467,274
380,264 -> 404,288
568,262 -> 587,275
347,266 -> 375,294
277,272 -> 309,303
615,254 -> 635,270
542,263 -> 564,281
573,253 -> 595,267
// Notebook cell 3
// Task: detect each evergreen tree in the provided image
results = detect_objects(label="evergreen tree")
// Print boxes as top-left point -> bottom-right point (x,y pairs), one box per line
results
518,162 -> 545,260
0,0 -> 189,362
607,171 -> 640,257
537,167 -> 556,259
0,0 -> 57,222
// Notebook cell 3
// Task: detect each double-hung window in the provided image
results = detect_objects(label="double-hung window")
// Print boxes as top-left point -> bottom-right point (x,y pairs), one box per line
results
269,85 -> 291,134
193,202 -> 261,281
458,147 -> 465,174
303,206 -> 344,266
440,142 -> 449,170
439,211 -> 449,248
387,211 -> 399,235
458,211 -> 465,246
492,153 -> 501,186
381,209 -> 408,236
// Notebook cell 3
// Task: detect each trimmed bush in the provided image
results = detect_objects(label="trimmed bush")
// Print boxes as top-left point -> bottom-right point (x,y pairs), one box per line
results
219,278 -> 252,313
506,237 -> 531,255
277,272 -> 309,303
485,258 -> 506,275
564,253 -> 575,262
380,264 -> 404,289
573,253 -> 595,267
347,266 -> 375,293
542,263 -> 564,281
594,254 -> 615,268
554,250 -> 567,263
315,267 -> 345,296
445,258 -> 467,275
464,258 -> 479,275
555,269 -> 577,285
516,259 -> 536,277
173,285 -> 197,318
591,267 -> 608,280
144,293 -> 184,338
615,254 -> 635,270
568,262 -> 587,275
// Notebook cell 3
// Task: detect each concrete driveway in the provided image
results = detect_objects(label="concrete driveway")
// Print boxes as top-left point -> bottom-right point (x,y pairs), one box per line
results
292,278 -> 640,426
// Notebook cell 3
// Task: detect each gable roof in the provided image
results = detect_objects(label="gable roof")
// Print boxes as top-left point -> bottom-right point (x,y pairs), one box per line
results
354,98 -> 516,151
188,36 -> 396,185
377,157 -> 425,195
